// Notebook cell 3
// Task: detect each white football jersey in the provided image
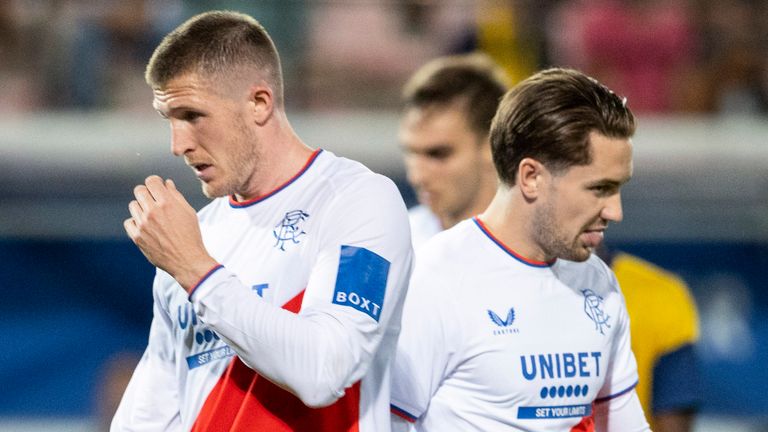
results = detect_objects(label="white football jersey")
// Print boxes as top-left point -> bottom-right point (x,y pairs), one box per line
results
391,218 -> 642,431
407,205 -> 442,250
112,149 -> 413,432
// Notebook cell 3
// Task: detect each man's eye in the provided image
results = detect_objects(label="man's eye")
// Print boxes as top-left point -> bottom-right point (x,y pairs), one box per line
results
591,185 -> 616,196
182,111 -> 202,122
426,149 -> 451,160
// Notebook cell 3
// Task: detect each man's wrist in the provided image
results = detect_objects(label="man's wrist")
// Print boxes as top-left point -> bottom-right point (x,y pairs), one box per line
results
175,258 -> 222,294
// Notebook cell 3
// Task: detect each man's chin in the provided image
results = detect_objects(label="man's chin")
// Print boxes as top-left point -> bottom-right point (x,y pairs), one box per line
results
575,247 -> 594,262
423,201 -> 446,218
559,246 -> 592,263
200,182 -> 228,199
416,192 -> 435,208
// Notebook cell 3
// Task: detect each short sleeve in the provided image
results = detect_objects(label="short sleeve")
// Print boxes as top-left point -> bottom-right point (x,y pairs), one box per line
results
652,343 -> 701,413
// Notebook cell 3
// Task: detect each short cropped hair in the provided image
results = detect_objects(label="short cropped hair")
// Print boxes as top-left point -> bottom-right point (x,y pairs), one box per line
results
402,53 -> 509,138
490,68 -> 636,185
145,10 -> 284,105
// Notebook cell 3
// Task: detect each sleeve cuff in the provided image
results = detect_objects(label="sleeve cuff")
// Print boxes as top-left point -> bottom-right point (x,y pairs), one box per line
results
188,264 -> 225,300
595,380 -> 638,404
390,404 -> 418,423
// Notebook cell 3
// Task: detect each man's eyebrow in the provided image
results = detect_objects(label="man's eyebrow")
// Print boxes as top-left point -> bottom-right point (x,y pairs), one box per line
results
587,176 -> 631,188
156,105 -> 202,119
400,142 -> 451,152
587,179 -> 619,187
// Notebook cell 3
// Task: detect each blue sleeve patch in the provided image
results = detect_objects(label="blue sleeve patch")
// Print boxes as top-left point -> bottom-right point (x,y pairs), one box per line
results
332,245 -> 390,322
652,343 -> 702,414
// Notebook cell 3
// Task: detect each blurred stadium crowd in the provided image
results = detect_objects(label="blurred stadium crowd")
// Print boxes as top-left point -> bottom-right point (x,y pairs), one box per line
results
1,0 -> 767,115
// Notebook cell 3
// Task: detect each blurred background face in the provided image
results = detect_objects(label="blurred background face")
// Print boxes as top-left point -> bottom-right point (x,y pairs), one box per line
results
399,104 -> 492,227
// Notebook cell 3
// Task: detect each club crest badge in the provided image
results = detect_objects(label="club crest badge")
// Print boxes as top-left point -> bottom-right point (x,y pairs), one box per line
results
582,289 -> 610,335
273,210 -> 310,251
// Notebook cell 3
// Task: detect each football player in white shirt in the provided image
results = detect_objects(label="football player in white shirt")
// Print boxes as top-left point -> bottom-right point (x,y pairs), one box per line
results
113,11 -> 413,432
398,53 -> 508,250
391,68 -> 650,431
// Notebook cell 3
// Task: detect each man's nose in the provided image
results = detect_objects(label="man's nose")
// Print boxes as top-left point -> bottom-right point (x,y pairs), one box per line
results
169,120 -> 195,157
405,155 -> 429,188
601,193 -> 623,223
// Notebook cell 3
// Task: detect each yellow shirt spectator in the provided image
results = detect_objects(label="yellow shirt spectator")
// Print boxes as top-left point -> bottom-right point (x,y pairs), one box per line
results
611,252 -> 701,431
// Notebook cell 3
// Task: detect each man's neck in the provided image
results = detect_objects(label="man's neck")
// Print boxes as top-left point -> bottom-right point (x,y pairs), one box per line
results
478,189 -> 549,263
236,124 -> 314,202
438,182 -> 497,230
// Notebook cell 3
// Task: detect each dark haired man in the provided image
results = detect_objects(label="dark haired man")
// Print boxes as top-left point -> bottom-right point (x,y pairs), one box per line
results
398,53 -> 508,247
391,68 -> 650,431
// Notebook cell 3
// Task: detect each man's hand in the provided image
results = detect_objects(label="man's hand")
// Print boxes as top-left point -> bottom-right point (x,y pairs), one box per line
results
124,175 -> 219,292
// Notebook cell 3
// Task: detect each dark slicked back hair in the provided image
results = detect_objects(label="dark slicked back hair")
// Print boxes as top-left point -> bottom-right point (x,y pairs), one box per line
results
402,53 -> 509,138
490,68 -> 636,186
145,10 -> 284,106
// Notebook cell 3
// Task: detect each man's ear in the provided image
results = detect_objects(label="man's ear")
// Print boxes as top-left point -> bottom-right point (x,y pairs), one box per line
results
248,83 -> 274,125
517,157 -> 546,199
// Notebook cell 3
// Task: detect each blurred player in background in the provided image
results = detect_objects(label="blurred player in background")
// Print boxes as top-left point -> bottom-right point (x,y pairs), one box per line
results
113,10 -> 413,431
398,53 -> 508,249
396,54 -> 700,431
392,67 -> 648,431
